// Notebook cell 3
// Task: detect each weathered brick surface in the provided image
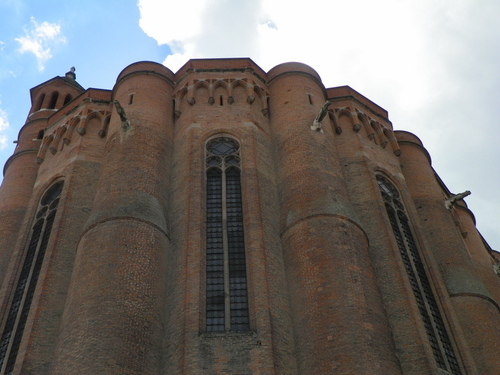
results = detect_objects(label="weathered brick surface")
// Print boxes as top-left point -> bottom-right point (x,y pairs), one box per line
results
0,58 -> 498,374
268,65 -> 401,375
396,131 -> 500,374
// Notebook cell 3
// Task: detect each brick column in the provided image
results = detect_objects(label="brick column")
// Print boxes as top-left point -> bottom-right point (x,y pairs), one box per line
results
454,205 -> 500,303
0,114 -> 47,283
396,131 -> 500,374
51,63 -> 175,374
268,63 -> 400,375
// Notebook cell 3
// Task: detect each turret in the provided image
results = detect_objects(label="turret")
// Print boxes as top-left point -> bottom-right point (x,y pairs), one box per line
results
267,62 -> 401,374
396,131 -> 500,374
0,69 -> 84,284
51,62 -> 175,374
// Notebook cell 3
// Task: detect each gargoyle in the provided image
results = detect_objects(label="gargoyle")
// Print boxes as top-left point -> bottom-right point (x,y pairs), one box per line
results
114,100 -> 130,130
311,101 -> 332,132
445,190 -> 471,210
493,262 -> 500,277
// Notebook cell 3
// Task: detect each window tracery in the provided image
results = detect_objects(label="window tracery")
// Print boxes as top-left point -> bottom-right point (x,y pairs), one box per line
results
0,181 -> 63,374
205,137 -> 249,332
377,175 -> 462,375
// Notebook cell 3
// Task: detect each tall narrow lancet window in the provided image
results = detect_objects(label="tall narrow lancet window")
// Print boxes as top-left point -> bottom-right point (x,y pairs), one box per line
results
205,137 -> 249,332
0,181 -> 64,374
377,175 -> 462,375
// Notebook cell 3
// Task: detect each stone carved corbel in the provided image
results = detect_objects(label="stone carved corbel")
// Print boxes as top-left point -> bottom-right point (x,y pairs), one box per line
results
77,116 -> 87,136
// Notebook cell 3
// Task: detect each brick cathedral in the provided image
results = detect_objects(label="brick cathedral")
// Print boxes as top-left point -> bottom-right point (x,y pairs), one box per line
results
0,59 -> 498,374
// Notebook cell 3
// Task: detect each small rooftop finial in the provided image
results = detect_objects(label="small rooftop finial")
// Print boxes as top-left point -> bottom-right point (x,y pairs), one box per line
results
65,66 -> 76,80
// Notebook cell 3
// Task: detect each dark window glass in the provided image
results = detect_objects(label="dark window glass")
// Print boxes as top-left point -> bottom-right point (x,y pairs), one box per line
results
35,94 -> 45,111
48,92 -> 58,109
63,94 -> 72,106
205,138 -> 249,332
377,175 -> 461,375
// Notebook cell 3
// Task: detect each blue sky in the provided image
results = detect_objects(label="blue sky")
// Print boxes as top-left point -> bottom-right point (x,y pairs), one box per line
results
0,1 -> 169,126
0,0 -> 499,250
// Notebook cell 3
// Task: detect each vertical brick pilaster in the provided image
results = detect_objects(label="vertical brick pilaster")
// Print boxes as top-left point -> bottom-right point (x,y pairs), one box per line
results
396,131 -> 500,374
268,63 -> 399,375
51,62 -> 175,374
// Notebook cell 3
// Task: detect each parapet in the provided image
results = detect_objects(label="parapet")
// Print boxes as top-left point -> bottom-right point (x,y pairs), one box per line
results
116,61 -> 175,84
267,62 -> 322,84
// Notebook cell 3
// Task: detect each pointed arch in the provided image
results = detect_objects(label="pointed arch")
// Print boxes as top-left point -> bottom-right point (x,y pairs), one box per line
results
194,80 -> 210,105
227,79 -> 246,104
229,79 -> 247,96
77,112 -> 102,136
335,108 -> 354,134
194,80 -> 209,90
205,136 -> 249,332
213,80 -> 229,106
213,79 -> 230,91
81,111 -> 103,136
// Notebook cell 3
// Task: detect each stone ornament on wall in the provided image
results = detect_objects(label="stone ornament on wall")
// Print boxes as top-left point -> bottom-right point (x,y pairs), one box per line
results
311,101 -> 332,133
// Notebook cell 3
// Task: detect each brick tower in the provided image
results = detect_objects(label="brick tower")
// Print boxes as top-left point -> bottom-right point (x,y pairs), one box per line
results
0,59 -> 498,374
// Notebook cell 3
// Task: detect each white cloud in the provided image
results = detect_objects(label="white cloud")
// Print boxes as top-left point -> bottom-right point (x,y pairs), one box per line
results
0,108 -> 10,151
138,0 -> 206,46
137,0 -> 500,249
0,108 -> 9,131
15,17 -> 66,71
0,135 -> 7,151
138,0 -> 264,71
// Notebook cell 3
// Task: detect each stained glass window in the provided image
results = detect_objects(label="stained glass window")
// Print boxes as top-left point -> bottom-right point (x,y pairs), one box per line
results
377,175 -> 461,375
0,181 -> 63,375
205,138 -> 249,332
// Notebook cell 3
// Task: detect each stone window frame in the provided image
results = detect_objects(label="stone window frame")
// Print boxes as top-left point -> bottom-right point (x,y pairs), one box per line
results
377,175 -> 462,375
0,180 -> 64,374
204,136 -> 250,332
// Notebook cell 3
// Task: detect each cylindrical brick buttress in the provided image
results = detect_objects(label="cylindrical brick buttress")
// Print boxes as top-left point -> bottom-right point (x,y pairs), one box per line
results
454,205 -> 500,303
0,114 -> 48,283
268,63 -> 401,375
332,112 -> 431,374
396,131 -> 500,374
51,62 -> 175,375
